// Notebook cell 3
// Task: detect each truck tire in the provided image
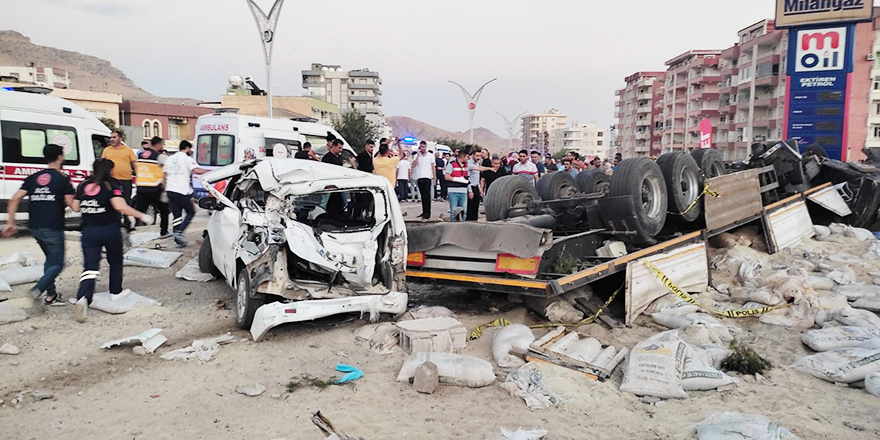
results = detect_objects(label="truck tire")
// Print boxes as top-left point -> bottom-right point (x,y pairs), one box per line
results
485,175 -> 539,221
609,158 -> 668,241
690,148 -> 725,178
536,172 -> 578,201
199,235 -> 222,277
576,169 -> 611,194
657,152 -> 703,223
234,268 -> 263,330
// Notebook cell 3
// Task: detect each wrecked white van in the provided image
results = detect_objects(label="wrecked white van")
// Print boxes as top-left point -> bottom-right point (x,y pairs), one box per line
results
197,158 -> 408,341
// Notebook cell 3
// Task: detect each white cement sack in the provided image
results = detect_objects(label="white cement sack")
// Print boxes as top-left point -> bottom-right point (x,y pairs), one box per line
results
492,324 -> 535,369
866,372 -> 880,397
730,286 -> 784,306
792,347 -> 880,383
397,352 -> 496,388
816,292 -> 848,312
174,258 -> 215,282
0,277 -> 11,292
833,285 -> 880,300
696,412 -> 800,440
808,276 -> 836,291
651,312 -> 734,342
845,227 -> 875,242
738,260 -> 764,286
620,333 -> 688,399
645,293 -> 701,315
813,225 -> 832,238
591,346 -> 617,368
815,309 -> 835,326
544,300 -> 583,324
682,356 -> 738,391
826,267 -> 857,286
129,232 -> 161,247
0,265 -> 43,286
123,248 -> 182,269
0,301 -> 27,325
867,241 -> 880,259
567,337 -> 602,364
397,306 -> 456,321
802,326 -> 880,352
354,322 -> 400,355
833,306 -> 880,329
688,343 -> 730,370
852,295 -> 880,312
828,223 -> 847,235
66,291 -> 161,314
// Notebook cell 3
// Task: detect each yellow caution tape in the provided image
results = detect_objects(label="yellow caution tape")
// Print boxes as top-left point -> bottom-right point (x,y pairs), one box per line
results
673,173 -> 720,216
642,259 -> 788,318
468,318 -> 511,341
528,286 -> 622,330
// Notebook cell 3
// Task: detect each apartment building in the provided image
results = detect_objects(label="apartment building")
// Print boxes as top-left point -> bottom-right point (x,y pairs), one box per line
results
549,122 -> 606,158
0,65 -> 70,89
521,109 -> 567,152
715,20 -> 787,161
867,15 -> 880,150
301,63 -> 384,125
614,71 -> 666,158
658,50 -> 722,154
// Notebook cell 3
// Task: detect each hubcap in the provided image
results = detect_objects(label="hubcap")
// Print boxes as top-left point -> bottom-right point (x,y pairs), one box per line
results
680,168 -> 699,206
558,184 -> 578,199
510,189 -> 534,208
641,175 -> 663,220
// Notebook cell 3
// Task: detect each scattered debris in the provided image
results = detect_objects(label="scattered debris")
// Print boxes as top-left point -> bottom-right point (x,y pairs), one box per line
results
334,364 -> 363,384
129,232 -> 161,248
175,258 -> 215,282
286,375 -> 337,392
32,390 -> 53,401
527,326 -> 624,379
0,343 -> 20,355
123,248 -> 182,269
101,328 -> 167,353
395,317 -> 467,354
695,412 -> 800,440
66,292 -> 161,314
0,301 -> 27,325
866,372 -> 880,397
160,333 -> 235,363
523,296 -> 583,324
236,383 -> 267,397
396,306 -> 456,321
412,361 -> 439,394
500,427 -> 548,440
500,362 -> 563,410
353,322 -> 400,355
721,340 -> 773,376
397,352 -> 496,388
132,346 -> 148,356
311,411 -> 364,440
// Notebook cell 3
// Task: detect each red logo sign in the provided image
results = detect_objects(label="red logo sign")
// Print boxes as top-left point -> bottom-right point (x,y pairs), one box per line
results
83,183 -> 100,197
37,173 -> 51,186
468,103 -> 476,110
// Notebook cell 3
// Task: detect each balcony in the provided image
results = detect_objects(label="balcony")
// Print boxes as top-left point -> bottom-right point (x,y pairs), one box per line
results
674,95 -> 686,104
636,118 -> 652,126
349,95 -> 380,102
349,70 -> 380,78
349,83 -> 380,90
674,81 -> 688,90
614,111 -> 623,118
690,73 -> 722,84
615,89 -> 624,96
690,89 -> 720,100
755,75 -> 780,87
636,144 -> 650,153
615,101 -> 622,107
638,93 -> 652,100
735,120 -> 749,128
302,80 -> 324,88
753,96 -> 778,108
637,105 -> 652,113
755,53 -> 781,66
636,132 -> 651,140
719,102 -> 737,113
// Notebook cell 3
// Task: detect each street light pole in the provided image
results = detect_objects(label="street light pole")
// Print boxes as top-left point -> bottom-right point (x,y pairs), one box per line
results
449,78 -> 496,145
246,0 -> 285,118
495,111 -> 526,153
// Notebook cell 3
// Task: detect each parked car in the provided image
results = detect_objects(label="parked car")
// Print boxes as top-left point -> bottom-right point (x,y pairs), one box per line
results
197,158 -> 408,340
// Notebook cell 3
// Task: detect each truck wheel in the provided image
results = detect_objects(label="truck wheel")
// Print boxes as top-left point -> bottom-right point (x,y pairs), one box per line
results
536,172 -> 579,201
485,175 -> 539,221
690,148 -> 725,178
576,169 -> 611,194
657,152 -> 703,223
610,158 -> 668,240
234,268 -> 263,330
199,235 -> 222,277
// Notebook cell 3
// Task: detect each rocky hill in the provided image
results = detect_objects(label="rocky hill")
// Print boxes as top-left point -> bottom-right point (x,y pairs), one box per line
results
0,30 -> 195,104
387,116 -> 520,154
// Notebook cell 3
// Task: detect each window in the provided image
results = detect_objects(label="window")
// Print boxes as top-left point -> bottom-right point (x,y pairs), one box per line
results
153,121 -> 161,138
92,134 -> 109,159
143,120 -> 151,138
874,126 -> 880,138
265,137 -> 301,157
597,132 -> 604,137
876,104 -> 880,115
168,123 -> 180,140
196,134 -> 235,166
9,72 -> 18,79
36,74 -> 46,83
598,140 -> 603,146
1,121 -> 79,165
874,77 -> 880,90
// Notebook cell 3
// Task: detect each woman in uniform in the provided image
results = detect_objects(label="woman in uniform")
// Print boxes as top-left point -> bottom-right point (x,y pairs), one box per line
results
72,159 -> 153,323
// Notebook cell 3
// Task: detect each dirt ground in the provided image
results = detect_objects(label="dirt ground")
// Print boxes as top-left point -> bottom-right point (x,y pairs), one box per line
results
1,207 -> 880,440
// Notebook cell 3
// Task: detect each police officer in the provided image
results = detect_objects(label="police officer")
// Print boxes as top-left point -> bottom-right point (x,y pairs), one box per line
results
72,159 -> 152,323
2,144 -> 75,305
134,136 -> 170,237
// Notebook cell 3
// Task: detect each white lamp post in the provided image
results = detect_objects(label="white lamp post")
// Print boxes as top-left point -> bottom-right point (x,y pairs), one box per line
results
245,0 -> 284,118
495,111 -> 526,153
449,78 -> 496,145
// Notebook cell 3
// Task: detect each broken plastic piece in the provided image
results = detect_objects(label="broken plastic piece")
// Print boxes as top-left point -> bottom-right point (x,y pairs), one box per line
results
334,364 -> 363,384
101,328 -> 167,353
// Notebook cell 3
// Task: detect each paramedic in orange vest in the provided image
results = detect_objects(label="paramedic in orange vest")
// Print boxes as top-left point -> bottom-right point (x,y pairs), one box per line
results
133,136 -> 170,237
444,149 -> 470,222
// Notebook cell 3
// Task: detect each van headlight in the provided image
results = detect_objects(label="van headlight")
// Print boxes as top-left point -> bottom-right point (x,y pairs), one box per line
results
390,236 -> 406,266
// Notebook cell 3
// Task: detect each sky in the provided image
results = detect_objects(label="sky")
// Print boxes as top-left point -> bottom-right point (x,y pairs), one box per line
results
2,0 -> 777,137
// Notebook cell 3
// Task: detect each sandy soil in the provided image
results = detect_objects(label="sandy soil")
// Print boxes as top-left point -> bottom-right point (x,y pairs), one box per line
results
1,210 -> 879,440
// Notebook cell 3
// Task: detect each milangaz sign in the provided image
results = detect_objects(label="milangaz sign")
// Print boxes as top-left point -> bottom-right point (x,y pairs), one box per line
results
776,0 -> 873,28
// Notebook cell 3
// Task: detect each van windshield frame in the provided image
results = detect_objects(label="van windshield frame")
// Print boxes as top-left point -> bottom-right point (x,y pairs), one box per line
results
196,134 -> 235,167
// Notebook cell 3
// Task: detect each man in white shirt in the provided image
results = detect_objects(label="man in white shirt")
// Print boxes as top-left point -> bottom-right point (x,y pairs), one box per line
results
411,141 -> 437,219
396,151 -> 412,202
163,140 -> 208,248
512,149 -> 539,184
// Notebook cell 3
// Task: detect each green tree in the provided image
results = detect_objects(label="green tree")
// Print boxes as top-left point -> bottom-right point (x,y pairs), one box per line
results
99,117 -> 119,134
332,111 -> 380,154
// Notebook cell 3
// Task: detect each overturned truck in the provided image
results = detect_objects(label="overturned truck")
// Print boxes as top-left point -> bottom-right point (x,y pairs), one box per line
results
197,159 -> 408,341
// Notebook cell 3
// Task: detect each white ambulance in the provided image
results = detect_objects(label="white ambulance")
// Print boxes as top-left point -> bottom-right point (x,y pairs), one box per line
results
192,110 -> 356,197
0,88 -> 112,222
